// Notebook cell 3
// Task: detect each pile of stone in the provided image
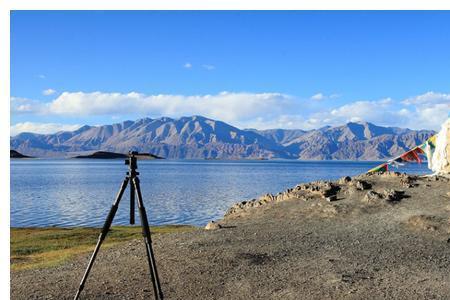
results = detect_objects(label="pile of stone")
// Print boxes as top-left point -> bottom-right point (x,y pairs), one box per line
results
225,179 -> 345,217
362,189 -> 406,204
222,171 -> 423,220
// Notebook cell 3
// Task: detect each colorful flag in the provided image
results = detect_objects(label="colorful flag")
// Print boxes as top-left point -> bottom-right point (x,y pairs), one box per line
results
368,163 -> 388,173
400,147 -> 422,163
366,134 -> 437,174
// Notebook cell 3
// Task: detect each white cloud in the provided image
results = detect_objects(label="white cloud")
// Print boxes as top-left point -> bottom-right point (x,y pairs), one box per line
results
202,64 -> 215,70
402,91 -> 450,105
311,93 -> 325,101
12,91 -> 294,126
10,90 -> 450,131
400,92 -> 450,130
183,62 -> 192,69
306,98 -> 400,128
43,89 -> 56,96
11,97 -> 44,114
37,74 -> 46,79
10,122 -> 81,136
246,98 -> 397,130
329,98 -> 393,123
310,93 -> 340,101
304,94 -> 449,130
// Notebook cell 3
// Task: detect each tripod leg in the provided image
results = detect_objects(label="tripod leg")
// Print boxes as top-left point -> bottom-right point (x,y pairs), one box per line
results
130,181 -> 135,225
74,177 -> 129,300
132,177 -> 164,300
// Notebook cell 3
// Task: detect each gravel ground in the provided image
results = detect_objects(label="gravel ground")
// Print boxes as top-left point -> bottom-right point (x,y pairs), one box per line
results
11,173 -> 450,299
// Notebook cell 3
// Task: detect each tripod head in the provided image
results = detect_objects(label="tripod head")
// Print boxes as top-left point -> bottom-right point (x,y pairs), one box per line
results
125,151 -> 139,177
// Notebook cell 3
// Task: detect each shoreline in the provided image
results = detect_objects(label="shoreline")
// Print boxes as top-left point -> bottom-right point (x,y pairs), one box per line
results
11,171 -> 444,266
11,157 -> 406,162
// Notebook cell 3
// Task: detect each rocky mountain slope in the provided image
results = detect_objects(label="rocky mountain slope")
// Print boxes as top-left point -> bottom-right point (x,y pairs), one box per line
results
268,122 -> 433,160
10,116 -> 434,160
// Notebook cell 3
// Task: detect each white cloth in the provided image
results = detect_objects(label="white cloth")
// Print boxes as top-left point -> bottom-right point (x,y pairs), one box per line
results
431,118 -> 450,175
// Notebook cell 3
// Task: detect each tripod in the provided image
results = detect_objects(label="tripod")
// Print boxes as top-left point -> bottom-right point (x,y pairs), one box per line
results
74,151 -> 163,300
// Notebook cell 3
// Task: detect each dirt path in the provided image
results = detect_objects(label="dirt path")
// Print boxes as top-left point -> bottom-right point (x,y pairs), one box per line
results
11,173 -> 450,299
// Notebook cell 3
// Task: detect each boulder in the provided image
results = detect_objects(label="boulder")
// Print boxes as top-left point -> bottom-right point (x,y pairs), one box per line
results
205,221 -> 222,230
354,180 -> 372,191
400,176 -> 416,188
297,181 -> 340,198
382,189 -> 405,202
362,191 -> 383,203
362,189 -> 406,204
339,176 -> 352,184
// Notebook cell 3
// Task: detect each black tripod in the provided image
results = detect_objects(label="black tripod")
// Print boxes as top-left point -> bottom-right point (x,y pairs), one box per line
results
74,151 -> 163,300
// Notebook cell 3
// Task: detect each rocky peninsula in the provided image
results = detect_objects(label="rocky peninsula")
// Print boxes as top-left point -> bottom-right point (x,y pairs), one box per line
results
10,150 -> 33,159
11,172 -> 450,299
74,151 -> 163,159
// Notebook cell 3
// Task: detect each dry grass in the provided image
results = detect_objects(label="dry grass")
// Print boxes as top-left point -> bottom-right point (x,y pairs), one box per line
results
11,225 -> 197,271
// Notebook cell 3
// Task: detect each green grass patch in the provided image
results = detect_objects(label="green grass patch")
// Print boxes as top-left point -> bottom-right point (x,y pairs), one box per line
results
11,225 -> 197,271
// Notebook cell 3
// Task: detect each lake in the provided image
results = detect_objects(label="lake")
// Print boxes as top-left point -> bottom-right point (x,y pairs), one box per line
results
10,159 -> 430,227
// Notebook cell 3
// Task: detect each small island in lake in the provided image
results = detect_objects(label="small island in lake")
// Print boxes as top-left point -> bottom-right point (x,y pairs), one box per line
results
10,150 -> 33,159
73,151 -> 164,159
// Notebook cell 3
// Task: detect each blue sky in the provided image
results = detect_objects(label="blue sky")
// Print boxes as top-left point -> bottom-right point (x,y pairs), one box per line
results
10,11 -> 450,135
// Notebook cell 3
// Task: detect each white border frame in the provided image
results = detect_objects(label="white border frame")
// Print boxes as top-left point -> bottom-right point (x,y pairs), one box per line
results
3,1 -> 450,299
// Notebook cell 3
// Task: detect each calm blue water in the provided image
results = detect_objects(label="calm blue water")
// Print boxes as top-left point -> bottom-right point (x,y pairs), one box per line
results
10,159 -> 430,227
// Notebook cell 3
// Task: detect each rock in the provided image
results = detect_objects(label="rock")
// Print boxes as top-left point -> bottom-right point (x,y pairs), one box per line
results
363,191 -> 383,203
326,195 -> 337,202
382,189 -> 405,202
297,181 -> 340,197
354,180 -> 372,190
400,175 -> 417,188
205,221 -> 222,230
258,194 -> 275,204
275,191 -> 291,202
363,189 -> 406,204
339,176 -> 352,184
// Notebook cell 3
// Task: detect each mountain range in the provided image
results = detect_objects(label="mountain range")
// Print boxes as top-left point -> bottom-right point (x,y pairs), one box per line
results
10,116 -> 434,160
